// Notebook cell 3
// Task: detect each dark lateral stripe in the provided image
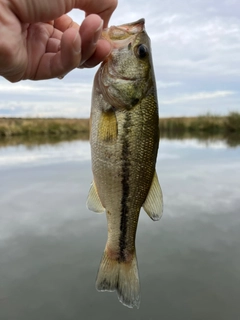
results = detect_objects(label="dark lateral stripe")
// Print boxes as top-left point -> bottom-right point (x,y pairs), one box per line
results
119,112 -> 131,262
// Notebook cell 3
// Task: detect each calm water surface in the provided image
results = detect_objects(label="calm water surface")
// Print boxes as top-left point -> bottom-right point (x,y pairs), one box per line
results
0,139 -> 240,320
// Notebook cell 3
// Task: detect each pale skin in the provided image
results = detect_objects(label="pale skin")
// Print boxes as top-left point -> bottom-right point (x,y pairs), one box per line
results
0,0 -> 118,82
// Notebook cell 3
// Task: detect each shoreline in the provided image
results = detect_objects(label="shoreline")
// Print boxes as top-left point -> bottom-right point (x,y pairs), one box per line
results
0,112 -> 239,138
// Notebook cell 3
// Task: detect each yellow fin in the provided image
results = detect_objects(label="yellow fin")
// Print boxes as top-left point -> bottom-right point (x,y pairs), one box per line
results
96,250 -> 140,309
86,181 -> 105,213
98,110 -> 118,142
143,171 -> 163,221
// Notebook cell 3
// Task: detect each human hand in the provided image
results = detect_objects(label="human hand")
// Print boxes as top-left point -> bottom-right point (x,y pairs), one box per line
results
0,0 -> 118,82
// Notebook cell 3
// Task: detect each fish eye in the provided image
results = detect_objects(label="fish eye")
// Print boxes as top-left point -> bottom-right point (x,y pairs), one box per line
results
135,44 -> 148,59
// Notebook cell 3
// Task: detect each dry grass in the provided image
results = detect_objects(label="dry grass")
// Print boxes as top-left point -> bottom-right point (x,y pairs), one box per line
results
160,112 -> 240,134
0,118 -> 89,137
160,112 -> 240,147
161,114 -> 220,133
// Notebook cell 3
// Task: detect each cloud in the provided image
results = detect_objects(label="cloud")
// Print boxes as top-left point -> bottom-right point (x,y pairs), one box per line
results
0,0 -> 239,118
0,70 -> 96,118
157,81 -> 183,89
161,91 -> 235,105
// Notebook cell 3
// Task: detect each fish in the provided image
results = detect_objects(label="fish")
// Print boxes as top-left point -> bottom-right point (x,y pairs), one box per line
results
87,18 -> 163,309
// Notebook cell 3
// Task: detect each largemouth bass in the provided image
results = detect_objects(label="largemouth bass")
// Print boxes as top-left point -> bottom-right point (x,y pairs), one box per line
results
87,18 -> 163,309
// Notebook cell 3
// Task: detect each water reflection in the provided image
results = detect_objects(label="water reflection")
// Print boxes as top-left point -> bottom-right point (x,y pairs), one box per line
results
0,133 -> 88,148
0,140 -> 90,167
0,138 -> 240,320
1,130 -> 240,149
160,131 -> 240,148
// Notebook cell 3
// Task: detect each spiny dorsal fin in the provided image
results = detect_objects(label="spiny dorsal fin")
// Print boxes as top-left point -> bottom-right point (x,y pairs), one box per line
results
143,171 -> 163,221
87,181 -> 105,213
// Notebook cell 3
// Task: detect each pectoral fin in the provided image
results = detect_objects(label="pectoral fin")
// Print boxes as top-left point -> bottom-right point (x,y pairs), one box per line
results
143,171 -> 163,221
98,109 -> 118,142
87,181 -> 105,213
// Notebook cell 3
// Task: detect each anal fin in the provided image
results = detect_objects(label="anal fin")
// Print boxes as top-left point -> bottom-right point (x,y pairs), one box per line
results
143,171 -> 163,221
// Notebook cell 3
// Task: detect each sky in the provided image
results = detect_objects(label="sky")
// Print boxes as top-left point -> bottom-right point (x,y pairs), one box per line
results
0,0 -> 240,118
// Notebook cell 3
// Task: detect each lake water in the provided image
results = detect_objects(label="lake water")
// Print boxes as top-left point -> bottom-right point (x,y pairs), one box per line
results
0,138 -> 240,320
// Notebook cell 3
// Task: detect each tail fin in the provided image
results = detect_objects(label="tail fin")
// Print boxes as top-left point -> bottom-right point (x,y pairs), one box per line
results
96,250 -> 140,309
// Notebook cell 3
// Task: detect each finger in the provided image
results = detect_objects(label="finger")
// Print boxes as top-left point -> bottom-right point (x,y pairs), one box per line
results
10,0 -> 118,27
79,14 -> 103,66
34,27 -> 81,80
46,38 -> 60,53
54,15 -> 79,32
80,39 -> 111,68
51,28 -> 63,40
80,0 -> 118,27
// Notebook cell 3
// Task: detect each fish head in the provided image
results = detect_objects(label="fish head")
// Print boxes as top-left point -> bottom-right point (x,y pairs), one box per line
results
97,19 -> 156,110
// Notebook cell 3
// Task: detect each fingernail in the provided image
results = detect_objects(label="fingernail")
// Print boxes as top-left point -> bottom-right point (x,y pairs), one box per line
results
58,72 -> 69,80
93,19 -> 104,45
105,41 -> 113,58
73,32 -> 81,54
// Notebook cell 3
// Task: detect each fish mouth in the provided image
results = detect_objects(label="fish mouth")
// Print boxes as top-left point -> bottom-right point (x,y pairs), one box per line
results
101,19 -> 145,50
100,19 -> 146,82
102,19 -> 145,41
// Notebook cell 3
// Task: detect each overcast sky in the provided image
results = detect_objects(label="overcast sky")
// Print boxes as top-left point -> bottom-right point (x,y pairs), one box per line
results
0,0 -> 239,118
